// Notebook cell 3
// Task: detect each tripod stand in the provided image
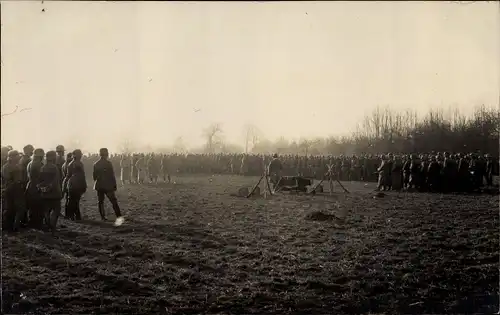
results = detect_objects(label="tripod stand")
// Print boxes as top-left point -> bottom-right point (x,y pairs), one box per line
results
309,164 -> 350,195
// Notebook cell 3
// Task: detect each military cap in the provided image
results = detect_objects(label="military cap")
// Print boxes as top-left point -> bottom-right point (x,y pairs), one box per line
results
46,150 -> 57,160
7,150 -> 19,159
33,148 -> 45,157
99,148 -> 109,156
23,144 -> 34,154
56,145 -> 65,152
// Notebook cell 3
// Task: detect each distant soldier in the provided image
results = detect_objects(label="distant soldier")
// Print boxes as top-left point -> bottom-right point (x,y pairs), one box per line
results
391,155 -> 403,191
131,154 -> 139,184
66,149 -> 87,221
120,154 -> 132,185
39,150 -> 63,233
1,150 -> 25,232
55,145 -> 66,184
267,154 -> 283,189
160,154 -> 171,183
147,153 -> 160,184
135,154 -> 146,184
93,148 -> 124,225
26,148 -> 45,228
376,155 -> 391,191
61,152 -> 73,218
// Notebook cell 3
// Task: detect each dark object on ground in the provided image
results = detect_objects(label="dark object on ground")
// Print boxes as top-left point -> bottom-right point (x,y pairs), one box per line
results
275,176 -> 312,192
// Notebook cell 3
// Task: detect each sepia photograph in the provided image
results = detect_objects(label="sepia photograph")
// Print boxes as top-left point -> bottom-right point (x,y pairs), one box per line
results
1,1 -> 499,314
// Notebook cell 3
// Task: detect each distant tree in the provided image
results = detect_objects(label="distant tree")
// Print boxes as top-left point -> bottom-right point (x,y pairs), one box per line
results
203,123 -> 223,153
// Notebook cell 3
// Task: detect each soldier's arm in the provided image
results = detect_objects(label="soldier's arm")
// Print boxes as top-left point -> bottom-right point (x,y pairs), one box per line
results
93,163 -> 98,181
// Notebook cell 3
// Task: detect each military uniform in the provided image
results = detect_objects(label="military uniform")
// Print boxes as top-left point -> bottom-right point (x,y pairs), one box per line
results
39,151 -> 63,232
26,149 -> 45,228
66,150 -> 87,221
93,148 -> 123,222
1,150 -> 25,231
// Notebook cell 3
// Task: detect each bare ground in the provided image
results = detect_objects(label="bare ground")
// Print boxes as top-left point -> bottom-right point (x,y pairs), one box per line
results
2,175 -> 498,314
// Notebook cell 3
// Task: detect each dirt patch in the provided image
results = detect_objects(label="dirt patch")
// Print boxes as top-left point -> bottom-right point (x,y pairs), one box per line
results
2,175 -> 498,314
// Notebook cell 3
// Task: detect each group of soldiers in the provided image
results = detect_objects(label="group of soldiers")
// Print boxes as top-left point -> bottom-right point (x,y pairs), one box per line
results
1,145 -> 124,233
3,145 -> 497,233
81,151 -> 497,193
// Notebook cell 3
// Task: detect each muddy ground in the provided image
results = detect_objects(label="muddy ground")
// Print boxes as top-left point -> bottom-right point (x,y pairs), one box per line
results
2,175 -> 498,314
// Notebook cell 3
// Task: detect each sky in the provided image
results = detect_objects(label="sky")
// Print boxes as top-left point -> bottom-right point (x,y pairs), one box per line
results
1,1 -> 499,152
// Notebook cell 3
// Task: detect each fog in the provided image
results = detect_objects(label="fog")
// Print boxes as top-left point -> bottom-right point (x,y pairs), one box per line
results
1,1 -> 498,153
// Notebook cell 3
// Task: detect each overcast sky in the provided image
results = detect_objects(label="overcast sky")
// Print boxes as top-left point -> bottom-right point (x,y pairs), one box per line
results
1,1 -> 498,151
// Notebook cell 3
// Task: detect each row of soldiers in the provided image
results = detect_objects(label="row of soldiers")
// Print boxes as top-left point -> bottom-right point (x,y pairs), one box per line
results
1,145 -> 124,233
67,151 -> 498,193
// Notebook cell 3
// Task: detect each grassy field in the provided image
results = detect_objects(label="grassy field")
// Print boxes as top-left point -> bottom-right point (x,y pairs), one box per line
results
2,175 -> 498,314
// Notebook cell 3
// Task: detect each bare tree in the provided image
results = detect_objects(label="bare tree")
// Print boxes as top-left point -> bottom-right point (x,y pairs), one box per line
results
173,136 -> 187,153
203,123 -> 223,153
242,124 -> 262,153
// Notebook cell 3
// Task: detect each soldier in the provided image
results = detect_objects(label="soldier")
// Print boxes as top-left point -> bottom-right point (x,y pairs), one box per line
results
391,155 -> 403,191
1,146 -> 10,166
93,148 -> 124,225
147,153 -> 160,184
267,153 -> 283,189
131,154 -> 139,184
376,155 -> 390,191
66,149 -> 87,221
120,154 -> 132,185
26,148 -> 45,229
61,152 -> 73,218
427,155 -> 442,192
135,154 -> 146,184
39,151 -> 63,233
55,145 -> 66,183
1,150 -> 25,232
19,144 -> 35,226
160,154 -> 171,183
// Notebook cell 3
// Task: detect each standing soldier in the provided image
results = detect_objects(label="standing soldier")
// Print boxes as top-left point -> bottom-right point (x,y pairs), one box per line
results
120,154 -> 132,185
147,153 -> 159,184
66,149 -> 87,221
267,153 -> 283,190
131,154 -> 139,184
376,155 -> 391,191
1,146 -> 10,166
160,154 -> 171,183
135,154 -> 146,184
93,148 -> 124,226
55,145 -> 66,185
61,152 -> 73,218
26,148 -> 45,229
19,144 -> 35,226
38,151 -> 63,233
1,150 -> 25,232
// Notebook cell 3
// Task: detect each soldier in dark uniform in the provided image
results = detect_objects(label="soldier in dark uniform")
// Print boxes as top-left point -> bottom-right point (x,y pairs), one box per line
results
147,153 -> 160,184
93,148 -> 124,225
19,144 -> 34,226
267,153 -> 283,189
427,155 -> 441,192
160,154 -> 171,183
376,155 -> 390,191
61,152 -> 73,218
39,151 -> 63,233
26,148 -> 45,228
66,149 -> 87,221
55,145 -> 66,184
1,150 -> 25,232
1,146 -> 9,166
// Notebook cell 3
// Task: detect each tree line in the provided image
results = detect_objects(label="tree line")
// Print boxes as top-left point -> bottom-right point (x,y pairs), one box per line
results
117,105 -> 498,156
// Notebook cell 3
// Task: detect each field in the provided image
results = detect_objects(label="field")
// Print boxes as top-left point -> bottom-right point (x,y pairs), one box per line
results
2,175 -> 499,314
